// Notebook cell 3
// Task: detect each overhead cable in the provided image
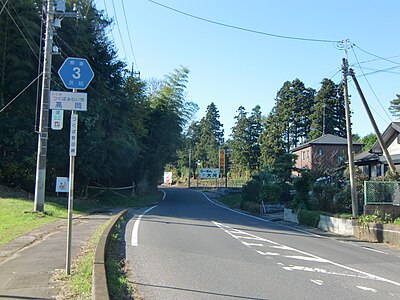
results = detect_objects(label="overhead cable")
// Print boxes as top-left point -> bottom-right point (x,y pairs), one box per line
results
146,0 -> 341,44
121,0 -> 139,70
350,45 -> 392,122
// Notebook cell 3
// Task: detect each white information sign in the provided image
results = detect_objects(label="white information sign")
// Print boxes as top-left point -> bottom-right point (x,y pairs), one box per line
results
69,113 -> 78,156
56,177 -> 69,193
49,91 -> 87,111
164,172 -> 172,184
199,168 -> 220,179
51,109 -> 64,130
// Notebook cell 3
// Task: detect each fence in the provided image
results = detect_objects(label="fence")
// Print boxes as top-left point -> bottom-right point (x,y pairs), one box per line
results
364,181 -> 400,205
193,178 -> 248,189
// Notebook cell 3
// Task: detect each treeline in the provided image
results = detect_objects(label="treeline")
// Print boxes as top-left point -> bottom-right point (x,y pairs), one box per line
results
0,0 -> 196,194
173,78 -> 348,180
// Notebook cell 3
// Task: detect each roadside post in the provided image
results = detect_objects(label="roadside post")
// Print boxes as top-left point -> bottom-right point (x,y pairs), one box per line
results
55,57 -> 94,275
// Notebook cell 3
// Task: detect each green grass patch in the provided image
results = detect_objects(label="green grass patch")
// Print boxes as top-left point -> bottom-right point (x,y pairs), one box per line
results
218,193 -> 242,209
106,217 -> 133,299
0,197 -> 67,245
0,191 -> 162,247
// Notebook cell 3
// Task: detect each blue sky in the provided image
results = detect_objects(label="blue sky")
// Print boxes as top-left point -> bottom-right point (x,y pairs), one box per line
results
95,0 -> 400,139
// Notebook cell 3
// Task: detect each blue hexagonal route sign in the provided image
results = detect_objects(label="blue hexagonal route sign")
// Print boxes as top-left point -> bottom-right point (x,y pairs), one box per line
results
58,57 -> 94,90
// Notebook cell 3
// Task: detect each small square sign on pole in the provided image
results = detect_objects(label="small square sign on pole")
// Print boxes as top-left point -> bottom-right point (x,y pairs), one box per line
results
56,177 -> 69,193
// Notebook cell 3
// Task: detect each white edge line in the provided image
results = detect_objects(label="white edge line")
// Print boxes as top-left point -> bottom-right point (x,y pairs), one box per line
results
131,190 -> 166,246
200,191 -> 321,238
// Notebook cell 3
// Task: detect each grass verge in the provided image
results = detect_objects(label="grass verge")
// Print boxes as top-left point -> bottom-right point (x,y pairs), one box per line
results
217,193 -> 242,209
0,190 -> 162,246
53,219 -> 112,300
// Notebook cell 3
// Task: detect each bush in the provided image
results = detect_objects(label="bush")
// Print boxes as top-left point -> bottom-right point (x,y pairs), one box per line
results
292,171 -> 314,209
240,201 -> 260,214
394,218 -> 400,225
334,186 -> 352,213
298,210 -> 321,227
310,184 -> 338,213
242,178 -> 262,203
259,183 -> 281,204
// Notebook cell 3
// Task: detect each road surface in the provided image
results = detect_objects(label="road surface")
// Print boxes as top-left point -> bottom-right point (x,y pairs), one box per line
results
125,188 -> 400,299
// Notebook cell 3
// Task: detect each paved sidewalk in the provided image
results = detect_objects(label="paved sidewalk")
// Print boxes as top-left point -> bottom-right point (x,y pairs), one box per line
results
0,213 -> 112,300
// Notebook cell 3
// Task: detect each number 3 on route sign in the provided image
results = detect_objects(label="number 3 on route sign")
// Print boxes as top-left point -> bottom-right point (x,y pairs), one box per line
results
58,57 -> 94,90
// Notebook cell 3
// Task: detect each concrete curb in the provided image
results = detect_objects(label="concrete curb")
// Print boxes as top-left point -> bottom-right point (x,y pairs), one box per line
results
92,209 -> 128,300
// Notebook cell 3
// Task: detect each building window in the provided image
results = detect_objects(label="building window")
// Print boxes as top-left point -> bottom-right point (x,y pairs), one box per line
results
318,148 -> 324,156
302,151 -> 305,160
397,135 -> 400,144
307,150 -> 310,158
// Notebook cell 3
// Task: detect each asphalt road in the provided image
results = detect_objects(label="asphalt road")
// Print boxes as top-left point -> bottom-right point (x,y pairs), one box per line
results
125,188 -> 400,299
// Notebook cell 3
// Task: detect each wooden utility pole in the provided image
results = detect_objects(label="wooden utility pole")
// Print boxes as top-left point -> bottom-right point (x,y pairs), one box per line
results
342,58 -> 358,217
349,68 -> 398,175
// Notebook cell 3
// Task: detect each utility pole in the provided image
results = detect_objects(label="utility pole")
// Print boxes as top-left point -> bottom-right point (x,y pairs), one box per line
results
34,0 -> 54,212
33,1 -> 80,212
349,68 -> 398,175
342,58 -> 358,217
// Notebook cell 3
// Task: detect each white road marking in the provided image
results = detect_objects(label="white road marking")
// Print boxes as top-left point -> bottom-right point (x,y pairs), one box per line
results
257,251 -> 280,256
131,190 -> 166,246
241,241 -> 264,247
284,255 -> 328,263
361,247 -> 389,255
310,279 -> 324,286
357,286 -> 377,293
212,221 -> 400,287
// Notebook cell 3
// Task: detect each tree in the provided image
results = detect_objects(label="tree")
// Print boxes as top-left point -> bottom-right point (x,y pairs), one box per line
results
357,133 -> 377,151
195,102 -> 224,168
309,79 -> 346,140
389,94 -> 400,117
230,106 -> 251,177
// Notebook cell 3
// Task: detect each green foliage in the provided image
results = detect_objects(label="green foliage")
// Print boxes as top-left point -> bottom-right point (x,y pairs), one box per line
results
240,201 -> 260,214
357,133 -> 377,151
309,79 -> 346,140
298,210 -> 321,227
218,193 -> 242,209
357,209 -> 392,228
394,218 -> 400,225
241,178 -> 262,203
292,171 -> 314,209
310,183 -> 338,212
259,183 -> 281,204
333,186 -> 352,213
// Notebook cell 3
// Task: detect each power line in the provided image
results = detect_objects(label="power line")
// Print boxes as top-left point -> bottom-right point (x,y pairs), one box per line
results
111,0 -> 128,59
0,0 -> 39,60
0,72 -> 42,113
0,0 -> 9,15
352,44 -> 400,66
121,0 -> 139,70
146,0 -> 341,44
350,45 -> 393,122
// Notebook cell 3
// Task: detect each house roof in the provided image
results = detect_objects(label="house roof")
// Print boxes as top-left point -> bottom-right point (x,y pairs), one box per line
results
369,122 -> 400,154
290,133 -> 363,152
354,151 -> 379,163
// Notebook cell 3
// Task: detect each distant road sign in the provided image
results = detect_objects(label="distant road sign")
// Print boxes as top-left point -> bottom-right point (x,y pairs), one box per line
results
49,91 -> 87,111
58,57 -> 94,90
199,168 -> 219,179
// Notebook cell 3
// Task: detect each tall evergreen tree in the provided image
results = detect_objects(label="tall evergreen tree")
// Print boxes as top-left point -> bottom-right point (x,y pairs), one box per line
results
309,78 -> 346,140
195,102 -> 224,168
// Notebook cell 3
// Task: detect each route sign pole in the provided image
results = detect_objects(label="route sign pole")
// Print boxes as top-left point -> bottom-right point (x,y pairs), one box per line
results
66,106 -> 77,275
57,57 -> 93,275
